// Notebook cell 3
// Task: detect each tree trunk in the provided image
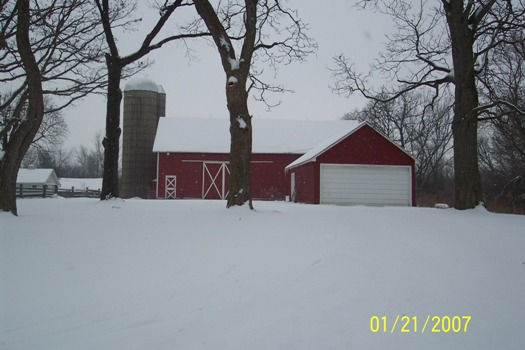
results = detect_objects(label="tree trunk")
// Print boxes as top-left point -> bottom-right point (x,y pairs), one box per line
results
193,0 -> 257,209
100,57 -> 122,200
0,153 -> 21,215
0,0 -> 45,215
446,1 -> 484,209
226,81 -> 253,209
452,114 -> 482,209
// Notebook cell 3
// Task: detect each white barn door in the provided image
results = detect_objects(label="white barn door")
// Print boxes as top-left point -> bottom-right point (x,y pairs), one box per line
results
320,164 -> 412,206
202,162 -> 230,199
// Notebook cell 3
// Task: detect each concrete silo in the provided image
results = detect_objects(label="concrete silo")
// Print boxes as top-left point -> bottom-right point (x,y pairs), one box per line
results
121,77 -> 166,198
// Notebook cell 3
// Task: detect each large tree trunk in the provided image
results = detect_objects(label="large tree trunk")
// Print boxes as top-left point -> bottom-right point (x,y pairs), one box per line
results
0,0 -> 45,215
0,152 -> 23,215
226,81 -> 253,209
446,1 -> 484,209
193,0 -> 257,209
100,57 -> 122,200
452,114 -> 482,209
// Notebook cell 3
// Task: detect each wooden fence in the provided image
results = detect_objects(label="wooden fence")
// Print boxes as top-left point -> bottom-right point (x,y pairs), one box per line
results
57,187 -> 101,198
16,184 -> 58,198
16,184 -> 100,198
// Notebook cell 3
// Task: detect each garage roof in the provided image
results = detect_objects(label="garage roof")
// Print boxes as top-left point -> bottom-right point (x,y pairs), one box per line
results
153,117 -> 361,154
286,123 -> 367,170
286,122 -> 416,171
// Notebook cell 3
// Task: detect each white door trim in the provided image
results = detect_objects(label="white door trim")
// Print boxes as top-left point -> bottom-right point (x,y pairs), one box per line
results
165,175 -> 177,199
290,172 -> 296,202
202,162 -> 230,199
320,163 -> 412,206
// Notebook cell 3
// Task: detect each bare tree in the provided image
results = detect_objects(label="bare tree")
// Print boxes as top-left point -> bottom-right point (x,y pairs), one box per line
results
478,31 -> 525,206
0,0 -> 43,215
21,128 -> 105,178
31,108 -> 68,152
481,29 -> 525,174
1,96 -> 67,153
22,147 -> 59,169
74,145 -> 100,178
91,130 -> 104,178
94,0 -> 209,200
0,0 -> 108,215
193,0 -> 316,208
16,99 -> 68,174
344,90 -> 453,190
331,0 -> 525,209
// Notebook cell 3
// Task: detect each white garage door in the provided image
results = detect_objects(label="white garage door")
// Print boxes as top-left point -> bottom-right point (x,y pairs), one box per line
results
320,164 -> 412,206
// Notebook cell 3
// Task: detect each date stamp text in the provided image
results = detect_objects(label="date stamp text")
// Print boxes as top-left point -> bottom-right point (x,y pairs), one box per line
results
370,315 -> 472,333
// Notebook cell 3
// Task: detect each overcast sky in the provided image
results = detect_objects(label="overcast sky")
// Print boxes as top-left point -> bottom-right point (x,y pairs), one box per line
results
63,0 -> 393,149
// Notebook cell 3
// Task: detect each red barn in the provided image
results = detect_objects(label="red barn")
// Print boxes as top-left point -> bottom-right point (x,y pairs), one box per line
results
153,118 -> 416,206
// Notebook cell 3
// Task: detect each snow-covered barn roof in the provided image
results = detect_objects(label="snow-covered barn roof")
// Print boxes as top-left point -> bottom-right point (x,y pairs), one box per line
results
17,168 -> 60,185
152,117 -> 362,154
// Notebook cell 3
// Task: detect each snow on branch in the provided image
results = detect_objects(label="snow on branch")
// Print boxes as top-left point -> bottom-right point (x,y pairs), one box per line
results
475,100 -> 525,121
467,0 -> 497,30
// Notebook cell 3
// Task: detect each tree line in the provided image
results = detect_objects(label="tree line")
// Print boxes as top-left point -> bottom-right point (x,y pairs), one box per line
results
22,131 -> 104,179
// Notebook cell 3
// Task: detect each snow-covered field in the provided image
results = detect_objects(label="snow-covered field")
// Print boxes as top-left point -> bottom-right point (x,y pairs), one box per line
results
1,198 -> 524,350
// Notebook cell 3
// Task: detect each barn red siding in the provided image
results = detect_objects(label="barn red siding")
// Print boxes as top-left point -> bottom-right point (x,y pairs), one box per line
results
157,152 -> 300,200
156,124 -> 416,205
157,153 -> 225,199
251,154 -> 299,200
290,162 -> 317,204
306,124 -> 416,204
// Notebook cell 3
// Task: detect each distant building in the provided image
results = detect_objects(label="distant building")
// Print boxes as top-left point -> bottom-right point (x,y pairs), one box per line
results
16,168 -> 60,196
121,77 -> 166,199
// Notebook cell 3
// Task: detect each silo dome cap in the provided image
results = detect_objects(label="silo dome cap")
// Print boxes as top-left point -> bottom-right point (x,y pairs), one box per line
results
124,77 -> 164,93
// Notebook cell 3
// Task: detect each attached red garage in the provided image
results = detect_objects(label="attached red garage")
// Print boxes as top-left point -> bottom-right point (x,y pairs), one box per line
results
286,122 -> 416,205
153,118 -> 416,206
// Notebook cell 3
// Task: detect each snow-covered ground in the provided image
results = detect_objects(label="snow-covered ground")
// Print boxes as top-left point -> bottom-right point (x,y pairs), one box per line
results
1,198 -> 524,350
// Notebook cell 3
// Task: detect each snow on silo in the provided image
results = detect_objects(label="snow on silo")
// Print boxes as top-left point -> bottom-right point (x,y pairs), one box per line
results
121,77 -> 166,198
124,77 -> 164,93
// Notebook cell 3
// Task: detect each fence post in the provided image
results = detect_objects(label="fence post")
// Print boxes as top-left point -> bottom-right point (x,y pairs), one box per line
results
54,185 -> 58,194
19,184 -> 23,198
43,184 -> 47,198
